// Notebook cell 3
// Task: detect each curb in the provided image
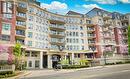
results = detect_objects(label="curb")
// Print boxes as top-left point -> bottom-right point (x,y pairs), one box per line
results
7,71 -> 31,79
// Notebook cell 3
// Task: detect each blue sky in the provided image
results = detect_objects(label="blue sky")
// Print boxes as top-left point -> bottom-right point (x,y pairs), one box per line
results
38,0 -> 130,14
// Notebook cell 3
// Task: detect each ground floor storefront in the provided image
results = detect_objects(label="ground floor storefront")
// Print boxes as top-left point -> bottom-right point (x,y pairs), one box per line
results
24,49 -> 99,69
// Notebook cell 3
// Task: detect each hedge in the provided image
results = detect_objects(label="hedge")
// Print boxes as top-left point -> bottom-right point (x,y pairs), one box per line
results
0,71 -> 16,78
62,65 -> 89,69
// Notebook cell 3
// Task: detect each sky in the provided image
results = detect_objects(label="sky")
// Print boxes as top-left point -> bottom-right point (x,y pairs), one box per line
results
38,0 -> 130,15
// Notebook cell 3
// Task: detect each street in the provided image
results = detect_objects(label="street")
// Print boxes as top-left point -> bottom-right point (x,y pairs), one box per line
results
21,64 -> 130,79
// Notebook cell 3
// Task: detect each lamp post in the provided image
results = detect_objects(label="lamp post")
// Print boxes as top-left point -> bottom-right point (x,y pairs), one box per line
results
91,46 -> 96,66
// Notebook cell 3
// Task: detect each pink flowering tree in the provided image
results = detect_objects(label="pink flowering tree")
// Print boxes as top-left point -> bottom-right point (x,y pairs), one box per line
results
0,45 -> 14,65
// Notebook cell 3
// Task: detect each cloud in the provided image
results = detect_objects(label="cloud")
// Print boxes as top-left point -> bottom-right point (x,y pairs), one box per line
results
85,0 -> 130,4
85,0 -> 117,4
82,4 -> 102,10
41,1 -> 68,10
119,0 -> 130,3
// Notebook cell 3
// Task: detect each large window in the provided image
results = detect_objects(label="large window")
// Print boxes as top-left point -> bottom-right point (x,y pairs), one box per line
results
29,61 -> 32,67
28,41 -> 32,46
2,23 -> 11,31
29,15 -> 34,21
1,35 -> 10,41
28,32 -> 33,38
28,24 -> 33,29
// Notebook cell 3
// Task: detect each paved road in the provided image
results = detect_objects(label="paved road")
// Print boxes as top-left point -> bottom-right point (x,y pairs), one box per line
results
21,64 -> 130,79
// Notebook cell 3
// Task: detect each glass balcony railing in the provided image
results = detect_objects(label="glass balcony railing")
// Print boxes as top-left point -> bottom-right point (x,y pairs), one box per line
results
17,13 -> 26,18
16,21 -> 26,26
16,39 -> 25,45
16,30 -> 25,36
50,24 -> 65,29
50,31 -> 65,36
50,39 -> 65,43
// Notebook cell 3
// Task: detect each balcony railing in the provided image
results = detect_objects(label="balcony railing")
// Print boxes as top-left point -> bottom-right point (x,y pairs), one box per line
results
16,39 -> 25,45
17,3 -> 27,12
17,13 -> 26,21
50,31 -> 65,36
87,28 -> 95,31
16,21 -> 26,29
50,24 -> 65,30
16,30 -> 25,38
103,15 -> 112,20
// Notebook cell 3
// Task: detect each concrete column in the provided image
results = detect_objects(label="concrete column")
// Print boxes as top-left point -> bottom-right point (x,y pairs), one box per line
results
72,53 -> 74,60
48,55 -> 52,68
65,55 -> 67,60
40,51 -> 43,69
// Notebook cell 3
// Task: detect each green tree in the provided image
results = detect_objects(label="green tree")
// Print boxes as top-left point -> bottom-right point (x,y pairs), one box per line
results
128,26 -> 130,55
13,43 -> 23,70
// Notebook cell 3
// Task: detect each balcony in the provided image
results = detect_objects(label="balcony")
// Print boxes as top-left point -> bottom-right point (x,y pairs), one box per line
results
50,39 -> 65,46
103,15 -> 112,20
87,28 -> 95,33
102,28 -> 109,32
16,21 -> 26,30
103,22 -> 111,26
88,41 -> 95,45
104,35 -> 112,39
15,30 -> 25,38
121,17 -> 128,22
17,3 -> 27,13
48,18 -> 65,24
50,24 -> 65,31
16,13 -> 27,21
16,39 -> 25,45
87,23 -> 95,27
87,35 -> 96,39
49,32 -> 65,38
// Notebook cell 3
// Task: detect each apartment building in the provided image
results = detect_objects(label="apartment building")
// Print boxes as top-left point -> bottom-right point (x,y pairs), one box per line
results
0,0 -> 129,69
86,8 -> 129,59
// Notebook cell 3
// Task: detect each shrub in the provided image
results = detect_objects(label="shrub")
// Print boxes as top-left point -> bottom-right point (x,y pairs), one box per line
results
62,65 -> 89,69
105,63 -> 115,65
125,61 -> 130,63
79,60 -> 89,65
116,61 -> 123,64
0,71 -> 15,78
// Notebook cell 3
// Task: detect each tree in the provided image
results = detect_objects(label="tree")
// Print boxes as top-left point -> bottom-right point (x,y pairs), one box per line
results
128,26 -> 130,55
13,43 -> 23,70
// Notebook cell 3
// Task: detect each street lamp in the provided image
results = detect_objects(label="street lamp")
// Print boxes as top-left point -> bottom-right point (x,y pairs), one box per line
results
90,46 -> 96,66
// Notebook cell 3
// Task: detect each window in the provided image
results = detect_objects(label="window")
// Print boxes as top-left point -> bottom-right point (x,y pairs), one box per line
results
76,32 -> 78,36
28,32 -> 33,38
81,39 -> 84,43
29,15 -> 33,21
29,7 -> 34,13
29,61 -> 32,67
28,41 -> 32,46
35,60 -> 39,68
80,26 -> 83,30
82,46 -> 84,50
28,24 -> 33,29
2,2 -> 13,14
73,32 -> 75,36
80,32 -> 83,37
1,35 -> 10,41
2,23 -> 11,31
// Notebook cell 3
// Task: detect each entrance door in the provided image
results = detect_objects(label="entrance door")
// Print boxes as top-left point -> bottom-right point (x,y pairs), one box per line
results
52,55 -> 61,68
43,55 -> 48,68
35,60 -> 40,68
